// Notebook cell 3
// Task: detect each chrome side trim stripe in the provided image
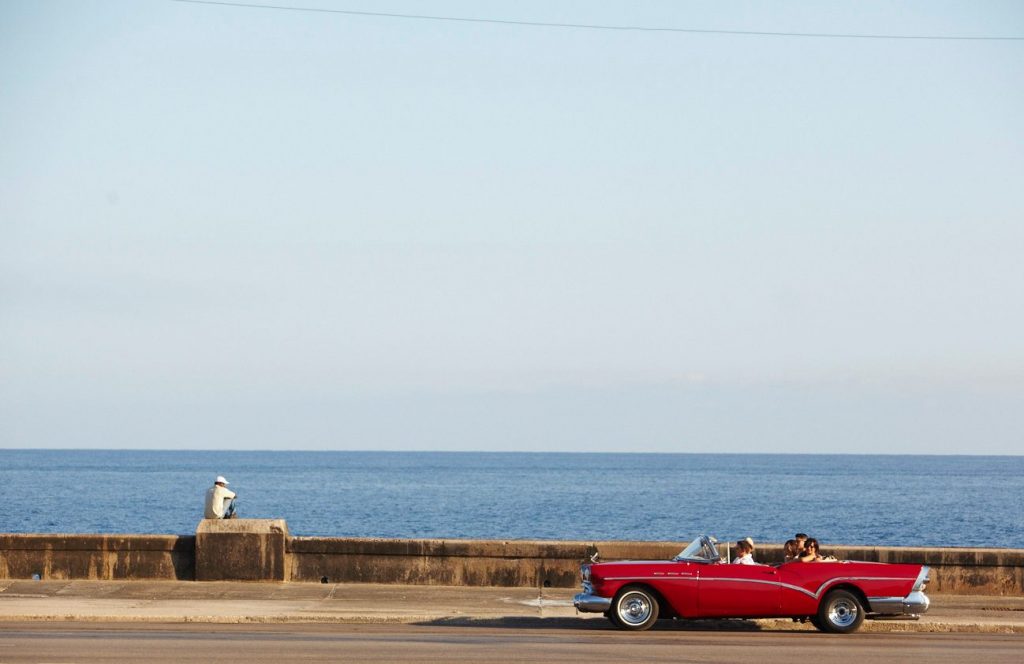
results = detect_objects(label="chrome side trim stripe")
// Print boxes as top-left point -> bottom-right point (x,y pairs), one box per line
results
807,577 -> 915,599
603,576 -> 698,582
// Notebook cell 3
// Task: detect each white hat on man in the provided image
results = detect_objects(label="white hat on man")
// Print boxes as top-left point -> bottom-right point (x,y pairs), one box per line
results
215,476 -> 229,485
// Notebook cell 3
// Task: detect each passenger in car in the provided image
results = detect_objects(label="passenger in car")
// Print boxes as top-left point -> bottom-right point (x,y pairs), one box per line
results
783,539 -> 800,562
797,538 -> 824,562
797,538 -> 839,562
732,540 -> 757,565
794,533 -> 808,555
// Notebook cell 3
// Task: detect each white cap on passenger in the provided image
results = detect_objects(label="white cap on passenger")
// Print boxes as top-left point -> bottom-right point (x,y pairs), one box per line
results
215,476 -> 229,485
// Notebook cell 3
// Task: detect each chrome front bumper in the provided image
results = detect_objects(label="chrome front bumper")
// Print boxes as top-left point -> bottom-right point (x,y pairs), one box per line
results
574,592 -> 612,613
574,578 -> 612,613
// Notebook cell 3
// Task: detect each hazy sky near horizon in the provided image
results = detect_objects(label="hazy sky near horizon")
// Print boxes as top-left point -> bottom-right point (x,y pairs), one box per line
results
2,1 -> 1022,453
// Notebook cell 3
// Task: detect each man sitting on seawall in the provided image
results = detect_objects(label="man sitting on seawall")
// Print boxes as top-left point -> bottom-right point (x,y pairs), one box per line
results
204,475 -> 237,519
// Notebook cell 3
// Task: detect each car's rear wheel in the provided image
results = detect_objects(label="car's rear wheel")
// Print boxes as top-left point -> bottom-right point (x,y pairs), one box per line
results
612,586 -> 659,631
816,589 -> 865,634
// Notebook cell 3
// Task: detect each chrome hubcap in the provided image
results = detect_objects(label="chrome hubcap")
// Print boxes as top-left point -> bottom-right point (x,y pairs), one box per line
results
618,592 -> 652,625
828,599 -> 858,627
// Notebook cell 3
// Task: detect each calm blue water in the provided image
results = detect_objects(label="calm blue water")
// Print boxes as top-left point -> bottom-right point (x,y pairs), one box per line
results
1,450 -> 1021,548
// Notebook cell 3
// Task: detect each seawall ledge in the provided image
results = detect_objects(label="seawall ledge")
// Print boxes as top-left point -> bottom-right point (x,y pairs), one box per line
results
2,526 -> 1022,595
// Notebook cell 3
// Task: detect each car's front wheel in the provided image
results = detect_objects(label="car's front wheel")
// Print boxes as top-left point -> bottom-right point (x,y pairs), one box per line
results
816,589 -> 865,634
612,586 -> 660,631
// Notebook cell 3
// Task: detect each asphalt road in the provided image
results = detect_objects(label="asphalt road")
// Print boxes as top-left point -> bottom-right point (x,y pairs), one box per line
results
0,622 -> 1020,663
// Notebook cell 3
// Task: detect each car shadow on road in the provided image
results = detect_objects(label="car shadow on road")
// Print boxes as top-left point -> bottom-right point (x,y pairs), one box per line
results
414,616 -> 813,633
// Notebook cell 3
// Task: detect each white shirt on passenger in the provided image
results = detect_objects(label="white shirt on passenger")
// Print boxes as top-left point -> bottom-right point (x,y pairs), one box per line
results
732,553 -> 756,565
204,485 -> 236,519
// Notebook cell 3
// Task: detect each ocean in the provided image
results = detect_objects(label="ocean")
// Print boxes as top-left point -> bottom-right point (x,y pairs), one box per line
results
1,450 -> 1021,548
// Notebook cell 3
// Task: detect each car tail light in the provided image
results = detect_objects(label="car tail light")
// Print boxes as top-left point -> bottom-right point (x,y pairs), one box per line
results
913,566 -> 930,592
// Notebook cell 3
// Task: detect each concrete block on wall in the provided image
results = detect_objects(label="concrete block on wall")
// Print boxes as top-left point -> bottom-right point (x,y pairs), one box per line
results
194,519 -> 289,581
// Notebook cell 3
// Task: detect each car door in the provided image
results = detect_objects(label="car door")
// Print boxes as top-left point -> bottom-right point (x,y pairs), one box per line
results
697,563 -> 783,617
645,561 -> 700,617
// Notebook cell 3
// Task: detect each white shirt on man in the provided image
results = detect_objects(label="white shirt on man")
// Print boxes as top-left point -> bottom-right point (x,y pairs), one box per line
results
204,484 -> 236,519
732,553 -> 756,565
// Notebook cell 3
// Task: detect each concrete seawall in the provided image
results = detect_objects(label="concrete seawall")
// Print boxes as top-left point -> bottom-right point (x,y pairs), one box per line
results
0,534 -> 194,581
288,539 -> 1024,594
2,526 -> 1022,595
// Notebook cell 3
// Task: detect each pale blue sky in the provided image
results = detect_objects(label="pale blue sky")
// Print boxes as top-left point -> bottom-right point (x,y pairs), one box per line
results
1,1 -> 1022,453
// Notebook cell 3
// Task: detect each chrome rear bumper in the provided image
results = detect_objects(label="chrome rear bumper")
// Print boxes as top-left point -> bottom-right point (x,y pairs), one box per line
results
867,591 -> 930,617
868,565 -> 931,618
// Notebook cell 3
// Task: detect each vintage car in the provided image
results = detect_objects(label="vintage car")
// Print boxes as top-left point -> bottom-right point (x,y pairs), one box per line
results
574,535 -> 930,633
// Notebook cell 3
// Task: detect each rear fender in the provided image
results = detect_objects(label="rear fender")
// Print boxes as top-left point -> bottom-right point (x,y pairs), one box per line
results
822,583 -> 869,612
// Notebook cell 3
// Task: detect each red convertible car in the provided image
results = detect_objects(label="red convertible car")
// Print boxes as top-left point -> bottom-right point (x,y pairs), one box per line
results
574,535 -> 930,633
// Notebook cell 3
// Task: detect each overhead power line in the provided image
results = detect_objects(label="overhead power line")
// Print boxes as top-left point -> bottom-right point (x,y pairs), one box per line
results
170,0 -> 1024,41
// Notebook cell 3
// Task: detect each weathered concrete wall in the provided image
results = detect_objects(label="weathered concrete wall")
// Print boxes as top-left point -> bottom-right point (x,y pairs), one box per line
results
288,538 -> 593,588
3,531 -> 1022,595
289,538 -> 1024,595
195,519 -> 289,582
0,534 -> 194,580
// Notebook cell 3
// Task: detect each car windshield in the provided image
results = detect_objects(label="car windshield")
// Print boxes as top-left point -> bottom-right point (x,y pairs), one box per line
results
673,535 -> 720,562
